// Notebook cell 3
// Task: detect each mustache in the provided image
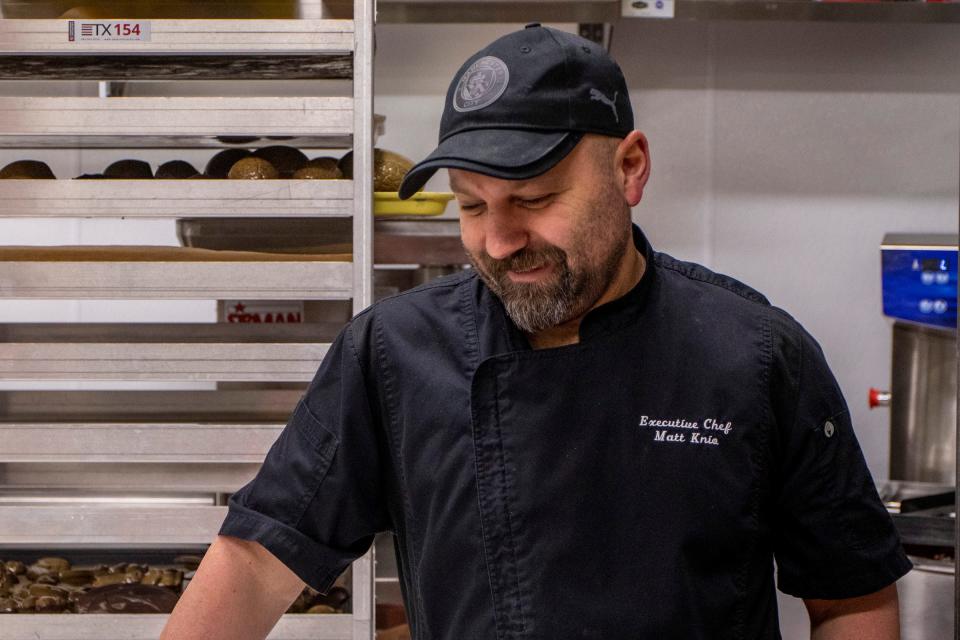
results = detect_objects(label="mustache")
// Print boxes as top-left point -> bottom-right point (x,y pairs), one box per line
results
472,245 -> 569,280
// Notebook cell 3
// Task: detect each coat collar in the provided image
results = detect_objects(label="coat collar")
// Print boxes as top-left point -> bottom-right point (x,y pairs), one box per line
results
467,224 -> 657,359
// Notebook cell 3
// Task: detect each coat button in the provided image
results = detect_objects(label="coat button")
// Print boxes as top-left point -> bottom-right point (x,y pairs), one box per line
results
824,420 -> 835,438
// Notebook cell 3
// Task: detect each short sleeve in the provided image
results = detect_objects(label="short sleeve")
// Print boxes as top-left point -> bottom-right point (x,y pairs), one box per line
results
768,317 -> 912,600
219,323 -> 389,592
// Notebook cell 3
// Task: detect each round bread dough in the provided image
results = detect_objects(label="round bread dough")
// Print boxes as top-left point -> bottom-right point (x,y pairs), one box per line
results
337,149 -> 414,191
372,149 -> 414,192
228,157 -> 279,180
292,157 -> 342,180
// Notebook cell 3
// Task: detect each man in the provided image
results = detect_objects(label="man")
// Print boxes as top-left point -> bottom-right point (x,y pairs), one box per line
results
162,25 -> 911,639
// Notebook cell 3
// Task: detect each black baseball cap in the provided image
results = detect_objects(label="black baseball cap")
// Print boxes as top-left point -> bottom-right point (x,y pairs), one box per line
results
397,24 -> 633,199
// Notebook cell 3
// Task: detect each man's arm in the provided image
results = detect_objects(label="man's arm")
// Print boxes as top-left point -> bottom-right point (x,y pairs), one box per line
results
161,535 -> 306,640
803,583 -> 900,640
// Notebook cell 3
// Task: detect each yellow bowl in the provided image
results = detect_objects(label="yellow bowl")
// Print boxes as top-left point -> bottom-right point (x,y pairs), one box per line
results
374,192 -> 454,217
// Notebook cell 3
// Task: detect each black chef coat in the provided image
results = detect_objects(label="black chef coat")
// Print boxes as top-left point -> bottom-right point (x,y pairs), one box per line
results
221,226 -> 911,640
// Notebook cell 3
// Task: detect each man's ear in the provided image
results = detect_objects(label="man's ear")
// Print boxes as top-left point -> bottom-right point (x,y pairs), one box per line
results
615,131 -> 650,207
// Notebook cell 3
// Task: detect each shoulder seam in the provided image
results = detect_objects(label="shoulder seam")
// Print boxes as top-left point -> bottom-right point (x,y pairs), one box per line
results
344,321 -> 369,380
655,254 -> 770,307
353,271 -> 476,321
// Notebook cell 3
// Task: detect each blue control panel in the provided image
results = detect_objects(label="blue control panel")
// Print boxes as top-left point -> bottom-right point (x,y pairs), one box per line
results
882,235 -> 957,329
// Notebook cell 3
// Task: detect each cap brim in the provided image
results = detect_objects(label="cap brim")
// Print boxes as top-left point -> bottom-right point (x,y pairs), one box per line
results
398,129 -> 583,200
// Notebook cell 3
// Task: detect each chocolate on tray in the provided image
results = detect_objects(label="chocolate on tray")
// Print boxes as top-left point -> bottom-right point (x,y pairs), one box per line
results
0,554 -> 350,615
76,584 -> 180,614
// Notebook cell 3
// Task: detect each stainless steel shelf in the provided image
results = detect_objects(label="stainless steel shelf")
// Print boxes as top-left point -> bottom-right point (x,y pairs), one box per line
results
0,96 -> 353,143
374,218 -> 464,266
0,345 -> 324,378
176,217 -> 465,265
2,465 -> 258,494
0,504 -> 227,547
2,613 -> 353,640
0,389 -> 303,422
0,179 -> 353,218
0,19 -> 355,55
0,323 -> 335,381
0,422 -> 283,463
0,0 -> 377,636
0,248 -> 353,299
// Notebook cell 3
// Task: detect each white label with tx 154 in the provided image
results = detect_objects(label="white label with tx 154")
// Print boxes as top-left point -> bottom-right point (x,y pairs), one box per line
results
68,20 -> 152,42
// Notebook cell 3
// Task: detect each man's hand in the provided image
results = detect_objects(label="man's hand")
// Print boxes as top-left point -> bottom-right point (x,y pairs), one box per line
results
804,583 -> 900,640
160,535 -> 306,640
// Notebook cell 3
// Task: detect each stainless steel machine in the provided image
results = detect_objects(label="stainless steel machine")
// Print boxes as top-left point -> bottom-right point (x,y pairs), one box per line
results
874,233 -> 958,484
869,233 -> 958,640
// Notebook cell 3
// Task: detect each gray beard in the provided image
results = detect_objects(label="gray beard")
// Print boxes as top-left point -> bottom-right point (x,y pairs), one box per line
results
467,233 -> 628,335
477,256 -> 579,334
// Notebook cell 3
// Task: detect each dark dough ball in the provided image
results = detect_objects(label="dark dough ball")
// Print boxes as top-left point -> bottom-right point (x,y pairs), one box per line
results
0,160 -> 56,179
155,160 -> 199,179
253,146 -> 309,178
215,136 -> 260,145
104,159 -> 153,179
205,148 -> 251,179
337,151 -> 353,179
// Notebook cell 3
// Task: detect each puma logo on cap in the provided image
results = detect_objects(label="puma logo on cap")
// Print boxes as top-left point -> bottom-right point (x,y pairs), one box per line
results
589,88 -> 619,123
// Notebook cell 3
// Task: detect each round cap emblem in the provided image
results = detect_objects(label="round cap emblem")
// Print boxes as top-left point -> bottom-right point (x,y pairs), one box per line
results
453,56 -> 510,113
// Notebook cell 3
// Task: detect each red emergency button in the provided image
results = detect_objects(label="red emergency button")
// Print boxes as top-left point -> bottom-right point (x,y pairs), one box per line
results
868,388 -> 891,408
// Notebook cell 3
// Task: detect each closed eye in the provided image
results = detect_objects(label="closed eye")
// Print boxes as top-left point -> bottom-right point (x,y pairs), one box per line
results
458,202 -> 484,215
517,194 -> 553,209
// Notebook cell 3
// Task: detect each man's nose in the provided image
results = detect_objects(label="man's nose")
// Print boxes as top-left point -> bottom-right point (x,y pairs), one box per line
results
484,208 -> 528,260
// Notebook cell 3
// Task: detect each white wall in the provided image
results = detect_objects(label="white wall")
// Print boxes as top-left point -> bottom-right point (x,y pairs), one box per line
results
374,19 -> 960,480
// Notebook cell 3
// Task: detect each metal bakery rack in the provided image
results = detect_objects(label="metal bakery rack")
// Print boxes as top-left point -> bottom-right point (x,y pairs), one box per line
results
0,1 -> 377,638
